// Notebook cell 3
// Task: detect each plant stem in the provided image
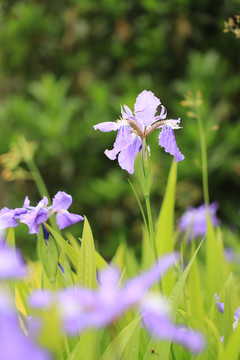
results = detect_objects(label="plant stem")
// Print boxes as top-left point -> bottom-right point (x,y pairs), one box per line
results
144,194 -> 158,262
195,102 -> 209,206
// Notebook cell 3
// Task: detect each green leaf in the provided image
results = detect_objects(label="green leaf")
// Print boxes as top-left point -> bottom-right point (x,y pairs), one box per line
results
155,160 -> 177,295
37,227 -> 58,283
121,318 -> 140,360
56,251 -> 74,289
219,323 -> 240,360
223,275 -> 234,346
100,317 -> 142,360
206,215 -> 226,303
45,223 -> 79,269
6,227 -> 15,247
188,241 -> 204,321
77,216 -> 96,288
143,239 -> 204,360
68,329 -> 102,360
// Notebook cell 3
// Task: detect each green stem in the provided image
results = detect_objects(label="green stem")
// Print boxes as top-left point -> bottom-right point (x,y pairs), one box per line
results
128,179 -> 149,238
26,158 -> 51,201
195,103 -> 209,206
144,194 -> 158,262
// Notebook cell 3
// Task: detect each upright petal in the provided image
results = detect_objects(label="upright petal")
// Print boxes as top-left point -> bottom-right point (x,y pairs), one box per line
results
159,125 -> 184,162
134,90 -> 160,127
51,191 -> 72,212
118,135 -> 142,174
94,122 -> 118,132
105,124 -> 132,160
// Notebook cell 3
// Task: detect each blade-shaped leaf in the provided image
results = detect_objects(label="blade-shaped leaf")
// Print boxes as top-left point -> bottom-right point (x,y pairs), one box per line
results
155,160 -> 177,295
143,239 -> 204,360
100,317 -> 142,360
77,216 -> 96,288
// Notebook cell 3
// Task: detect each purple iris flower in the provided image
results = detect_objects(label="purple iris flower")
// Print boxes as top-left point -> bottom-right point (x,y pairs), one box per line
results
94,90 -> 184,174
49,191 -> 84,230
29,254 -> 178,333
29,253 -> 204,354
0,290 -> 51,360
178,202 -> 220,240
17,192 -> 84,234
0,241 -> 27,279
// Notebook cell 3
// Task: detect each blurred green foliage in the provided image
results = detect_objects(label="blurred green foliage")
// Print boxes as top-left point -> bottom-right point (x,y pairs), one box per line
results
0,0 -> 240,258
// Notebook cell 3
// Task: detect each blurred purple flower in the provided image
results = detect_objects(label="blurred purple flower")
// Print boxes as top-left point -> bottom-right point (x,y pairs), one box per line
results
94,90 -> 184,174
29,253 -> 205,354
178,202 -> 220,240
0,290 -> 51,360
142,296 -> 205,354
224,247 -> 240,264
49,191 -> 84,230
30,254 -> 178,333
0,241 -> 27,279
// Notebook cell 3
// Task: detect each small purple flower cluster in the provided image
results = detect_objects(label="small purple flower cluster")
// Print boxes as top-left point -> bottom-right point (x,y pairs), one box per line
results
0,191 -> 84,235
29,254 -> 205,354
0,237 -> 50,360
94,90 -> 184,174
178,202 -> 220,240
215,293 -> 240,342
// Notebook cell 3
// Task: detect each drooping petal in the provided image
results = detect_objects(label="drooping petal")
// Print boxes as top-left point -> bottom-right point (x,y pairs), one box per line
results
51,191 -> 72,212
56,211 -> 84,230
118,135 -> 142,174
94,122 -> 118,132
105,124 -> 132,160
142,297 -> 205,354
134,90 -> 161,127
0,207 -> 19,228
159,125 -> 184,162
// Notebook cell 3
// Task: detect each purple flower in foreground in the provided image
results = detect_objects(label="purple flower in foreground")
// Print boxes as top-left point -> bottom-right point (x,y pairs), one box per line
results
142,296 -> 205,354
94,90 -> 184,174
0,290 -> 51,360
178,202 -> 220,240
29,254 -> 205,353
0,241 -> 27,279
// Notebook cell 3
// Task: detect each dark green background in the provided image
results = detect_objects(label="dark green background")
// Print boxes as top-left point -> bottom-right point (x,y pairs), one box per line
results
1,0 -> 240,258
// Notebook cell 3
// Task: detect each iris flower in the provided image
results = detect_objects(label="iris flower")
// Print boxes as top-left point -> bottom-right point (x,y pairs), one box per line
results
178,202 -> 220,241
29,254 -> 205,353
94,90 -> 184,174
3,191 -> 85,235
